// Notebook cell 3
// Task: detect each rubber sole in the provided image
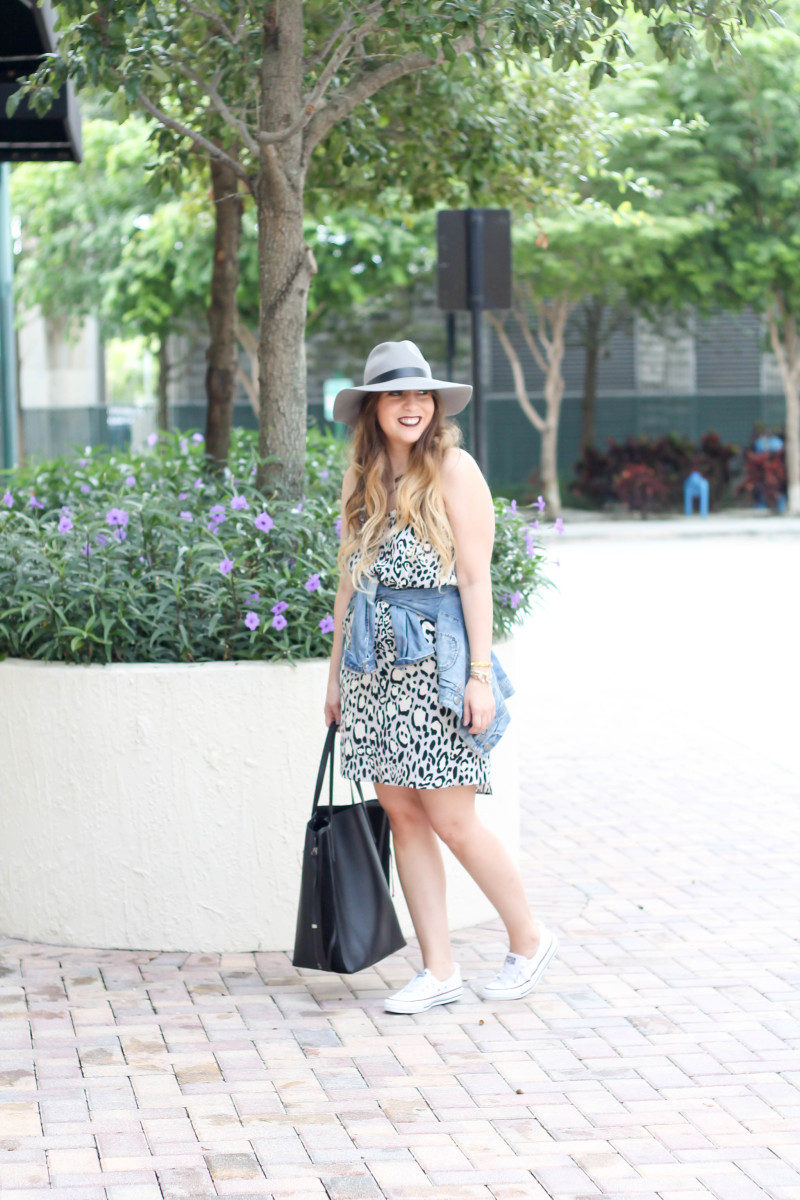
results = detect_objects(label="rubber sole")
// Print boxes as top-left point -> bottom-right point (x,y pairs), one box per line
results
479,933 -> 559,1000
383,984 -> 463,1014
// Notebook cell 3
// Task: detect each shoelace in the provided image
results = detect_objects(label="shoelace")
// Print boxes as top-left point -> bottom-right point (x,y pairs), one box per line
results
495,951 -> 538,986
398,968 -> 454,997
398,969 -> 436,996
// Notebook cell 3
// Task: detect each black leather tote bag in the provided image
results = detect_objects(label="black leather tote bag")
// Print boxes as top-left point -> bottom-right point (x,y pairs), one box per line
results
292,721 -> 406,974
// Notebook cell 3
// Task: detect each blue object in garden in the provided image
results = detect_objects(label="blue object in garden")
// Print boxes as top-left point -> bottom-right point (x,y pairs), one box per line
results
754,434 -> 784,453
684,470 -> 709,517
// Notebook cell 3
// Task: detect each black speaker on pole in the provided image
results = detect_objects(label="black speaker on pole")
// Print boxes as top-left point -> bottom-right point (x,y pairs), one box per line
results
436,209 -> 511,474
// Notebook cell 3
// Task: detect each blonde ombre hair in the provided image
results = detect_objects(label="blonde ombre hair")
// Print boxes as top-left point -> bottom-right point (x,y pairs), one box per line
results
338,391 -> 464,592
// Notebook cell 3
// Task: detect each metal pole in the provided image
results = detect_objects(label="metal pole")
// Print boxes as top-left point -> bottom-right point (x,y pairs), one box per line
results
445,311 -> 456,382
0,162 -> 19,472
467,208 -> 487,473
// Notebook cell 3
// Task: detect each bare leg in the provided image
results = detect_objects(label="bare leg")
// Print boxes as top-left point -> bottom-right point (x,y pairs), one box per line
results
374,782 -> 455,980
417,784 -> 540,957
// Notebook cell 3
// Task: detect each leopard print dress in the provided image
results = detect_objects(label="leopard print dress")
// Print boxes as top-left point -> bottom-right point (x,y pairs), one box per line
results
339,509 -> 492,794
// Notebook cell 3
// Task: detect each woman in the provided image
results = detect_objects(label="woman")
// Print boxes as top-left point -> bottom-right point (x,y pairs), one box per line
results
323,340 -> 557,1013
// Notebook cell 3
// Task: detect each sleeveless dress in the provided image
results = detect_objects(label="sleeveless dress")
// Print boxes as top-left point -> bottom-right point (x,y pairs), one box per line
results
339,509 -> 492,794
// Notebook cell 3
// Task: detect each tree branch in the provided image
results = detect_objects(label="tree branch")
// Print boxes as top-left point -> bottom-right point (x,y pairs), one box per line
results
184,2 -> 239,45
302,29 -> 482,160
304,8 -> 384,119
488,312 -> 546,433
305,6 -> 381,72
172,60 -> 259,156
136,92 -> 254,191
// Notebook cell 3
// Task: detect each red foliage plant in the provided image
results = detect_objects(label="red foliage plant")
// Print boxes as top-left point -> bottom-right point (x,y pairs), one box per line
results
611,463 -> 671,516
736,451 -> 786,509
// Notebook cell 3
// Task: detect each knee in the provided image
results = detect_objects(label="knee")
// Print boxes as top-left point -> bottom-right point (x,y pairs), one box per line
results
428,813 -> 477,855
376,787 -> 428,837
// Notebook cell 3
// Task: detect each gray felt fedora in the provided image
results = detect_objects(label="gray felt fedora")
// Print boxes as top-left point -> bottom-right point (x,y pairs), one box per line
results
332,340 -> 472,427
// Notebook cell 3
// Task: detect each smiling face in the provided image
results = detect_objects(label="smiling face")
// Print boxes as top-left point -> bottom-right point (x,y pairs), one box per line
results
375,389 -> 436,448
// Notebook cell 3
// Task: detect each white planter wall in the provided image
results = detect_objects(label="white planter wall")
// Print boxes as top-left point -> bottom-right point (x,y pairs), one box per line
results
0,645 -> 519,953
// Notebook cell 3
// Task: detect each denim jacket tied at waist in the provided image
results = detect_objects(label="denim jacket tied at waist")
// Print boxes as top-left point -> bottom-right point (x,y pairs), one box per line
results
341,577 -> 514,756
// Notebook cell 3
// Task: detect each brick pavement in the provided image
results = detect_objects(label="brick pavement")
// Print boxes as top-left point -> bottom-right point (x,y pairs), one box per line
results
1,533 -> 798,1199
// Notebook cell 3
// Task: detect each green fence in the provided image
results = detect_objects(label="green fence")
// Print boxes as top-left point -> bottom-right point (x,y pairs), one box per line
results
18,390 -> 785,498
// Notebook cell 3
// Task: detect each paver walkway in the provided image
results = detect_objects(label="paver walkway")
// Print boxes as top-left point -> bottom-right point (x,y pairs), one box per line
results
1,529 -> 798,1200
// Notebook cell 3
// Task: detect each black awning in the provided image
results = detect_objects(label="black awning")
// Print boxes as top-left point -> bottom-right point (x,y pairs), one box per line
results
0,0 -> 82,162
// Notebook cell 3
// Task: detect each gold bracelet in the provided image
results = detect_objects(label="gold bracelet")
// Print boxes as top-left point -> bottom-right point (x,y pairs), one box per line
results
470,660 -> 491,667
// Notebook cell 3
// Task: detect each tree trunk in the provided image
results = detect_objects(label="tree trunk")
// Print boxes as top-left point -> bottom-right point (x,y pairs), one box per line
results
540,300 -> 568,517
255,0 -> 314,497
156,336 -> 169,432
204,156 -> 243,473
767,305 -> 800,515
580,299 -> 604,451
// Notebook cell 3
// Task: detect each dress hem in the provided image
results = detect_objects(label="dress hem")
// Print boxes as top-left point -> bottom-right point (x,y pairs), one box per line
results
340,764 -> 492,796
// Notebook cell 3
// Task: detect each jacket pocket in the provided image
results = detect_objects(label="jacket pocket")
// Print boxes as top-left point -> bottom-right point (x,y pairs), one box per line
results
437,629 -> 459,671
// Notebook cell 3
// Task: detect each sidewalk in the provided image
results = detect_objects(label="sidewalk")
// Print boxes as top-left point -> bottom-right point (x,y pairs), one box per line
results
1,533 -> 798,1200
536,506 -> 800,541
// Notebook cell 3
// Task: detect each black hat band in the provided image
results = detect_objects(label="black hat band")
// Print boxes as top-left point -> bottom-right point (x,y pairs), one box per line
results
364,366 -> 432,387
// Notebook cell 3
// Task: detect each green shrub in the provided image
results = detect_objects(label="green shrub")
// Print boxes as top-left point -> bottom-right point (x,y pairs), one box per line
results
0,428 -> 556,664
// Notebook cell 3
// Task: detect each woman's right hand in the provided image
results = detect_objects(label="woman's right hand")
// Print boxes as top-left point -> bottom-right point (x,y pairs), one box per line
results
324,677 -> 341,727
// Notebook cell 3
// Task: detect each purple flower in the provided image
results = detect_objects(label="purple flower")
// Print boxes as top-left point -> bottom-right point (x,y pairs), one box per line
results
254,511 -> 274,534
320,467 -> 330,480
125,474 -> 137,487
245,611 -> 260,631
291,500 -> 303,514
105,507 -> 129,528
505,499 -> 517,517
58,513 -> 74,533
192,432 -> 204,444
509,589 -> 523,609
524,528 -> 537,558
219,556 -> 234,576
2,489 -> 14,507
29,495 -> 44,510
147,432 -> 159,446
271,600 -> 288,616
247,591 -> 261,604
95,533 -> 108,547
208,503 -> 226,523
82,540 -> 92,557
305,573 -> 321,592
179,438 -> 188,454
78,457 -> 88,468
194,478 -> 203,489
555,516 -> 564,534
80,483 -> 92,495
113,528 -> 127,542
535,494 -> 546,512
250,466 -> 257,476
180,511 -> 193,522
319,614 -> 335,634
230,494 -> 249,511
178,491 -> 187,500
271,613 -> 288,631
334,516 -> 342,539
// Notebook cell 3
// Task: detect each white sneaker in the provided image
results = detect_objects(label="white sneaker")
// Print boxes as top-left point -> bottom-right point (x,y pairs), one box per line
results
480,925 -> 558,1000
384,965 -> 463,1013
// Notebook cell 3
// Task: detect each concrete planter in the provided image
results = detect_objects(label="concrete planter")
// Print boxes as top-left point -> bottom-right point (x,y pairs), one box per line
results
0,644 -> 519,953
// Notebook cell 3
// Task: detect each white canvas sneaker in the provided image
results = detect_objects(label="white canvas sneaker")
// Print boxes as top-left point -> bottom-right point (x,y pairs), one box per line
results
480,925 -> 558,1000
384,965 -> 463,1013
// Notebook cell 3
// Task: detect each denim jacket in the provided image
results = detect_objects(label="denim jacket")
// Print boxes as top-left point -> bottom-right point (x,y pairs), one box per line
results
341,575 -> 514,756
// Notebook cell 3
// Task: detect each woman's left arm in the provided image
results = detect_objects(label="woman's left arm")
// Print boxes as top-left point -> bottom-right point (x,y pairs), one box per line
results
441,448 -> 496,735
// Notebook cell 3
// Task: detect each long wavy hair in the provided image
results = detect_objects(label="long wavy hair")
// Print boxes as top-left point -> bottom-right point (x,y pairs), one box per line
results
338,390 -> 464,592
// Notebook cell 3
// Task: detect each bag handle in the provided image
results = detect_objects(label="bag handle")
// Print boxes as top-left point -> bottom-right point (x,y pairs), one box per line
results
312,722 -> 370,815
311,720 -> 337,816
